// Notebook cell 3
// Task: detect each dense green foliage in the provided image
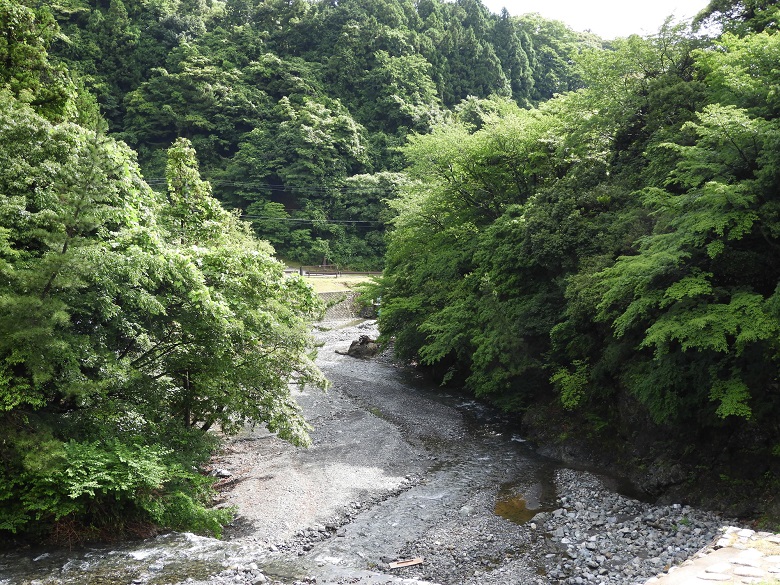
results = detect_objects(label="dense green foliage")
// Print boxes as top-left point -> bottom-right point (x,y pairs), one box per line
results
376,8 -> 780,474
40,0 -> 595,269
7,0 -> 780,541
0,2 -> 325,542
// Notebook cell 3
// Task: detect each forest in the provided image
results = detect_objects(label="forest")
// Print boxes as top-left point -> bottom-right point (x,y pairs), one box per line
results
2,0 -> 780,543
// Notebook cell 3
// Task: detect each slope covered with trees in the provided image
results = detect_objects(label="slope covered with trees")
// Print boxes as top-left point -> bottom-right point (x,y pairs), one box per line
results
0,0 -> 325,543
375,2 -> 780,514
41,0 -> 596,269
6,0 -> 780,542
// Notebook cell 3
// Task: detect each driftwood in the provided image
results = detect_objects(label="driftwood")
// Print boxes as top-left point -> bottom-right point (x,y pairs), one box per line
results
388,557 -> 424,569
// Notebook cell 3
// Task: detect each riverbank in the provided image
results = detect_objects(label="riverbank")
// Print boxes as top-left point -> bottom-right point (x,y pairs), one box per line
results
196,319 -> 756,584
2,318 -> 774,585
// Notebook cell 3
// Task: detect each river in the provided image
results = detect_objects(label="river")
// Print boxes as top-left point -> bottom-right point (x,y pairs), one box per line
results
0,319 -> 726,585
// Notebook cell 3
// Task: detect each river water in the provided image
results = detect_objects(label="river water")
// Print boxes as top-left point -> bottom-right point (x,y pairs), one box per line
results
0,319 -> 643,585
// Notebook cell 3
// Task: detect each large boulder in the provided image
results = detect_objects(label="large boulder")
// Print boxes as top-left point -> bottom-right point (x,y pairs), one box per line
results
336,335 -> 379,358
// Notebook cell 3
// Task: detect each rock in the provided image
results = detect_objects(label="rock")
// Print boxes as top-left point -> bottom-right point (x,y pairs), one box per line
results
335,335 -> 379,358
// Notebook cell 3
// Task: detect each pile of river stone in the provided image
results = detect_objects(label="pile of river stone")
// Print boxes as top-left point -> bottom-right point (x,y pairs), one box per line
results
178,468 -> 735,585
391,468 -> 732,585
538,469 -> 728,584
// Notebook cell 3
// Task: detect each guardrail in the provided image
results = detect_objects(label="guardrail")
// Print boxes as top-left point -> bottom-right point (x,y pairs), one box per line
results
288,266 -> 382,277
300,265 -> 340,276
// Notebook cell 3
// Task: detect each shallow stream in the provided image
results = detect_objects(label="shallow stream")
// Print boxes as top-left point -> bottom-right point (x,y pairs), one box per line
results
0,320 -> 632,585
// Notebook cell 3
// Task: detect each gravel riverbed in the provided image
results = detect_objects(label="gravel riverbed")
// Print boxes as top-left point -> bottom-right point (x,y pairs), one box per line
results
180,319 -> 737,585
0,319 -> 744,585
360,471 -> 727,585
181,467 -> 729,585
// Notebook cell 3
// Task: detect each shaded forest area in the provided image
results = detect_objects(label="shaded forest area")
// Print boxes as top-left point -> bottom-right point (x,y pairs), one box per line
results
371,1 -> 780,522
45,0 -> 599,269
3,0 -> 780,544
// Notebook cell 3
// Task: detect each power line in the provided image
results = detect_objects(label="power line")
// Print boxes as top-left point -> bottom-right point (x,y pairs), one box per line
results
150,177 -> 389,225
145,177 -> 394,196
240,215 -> 383,225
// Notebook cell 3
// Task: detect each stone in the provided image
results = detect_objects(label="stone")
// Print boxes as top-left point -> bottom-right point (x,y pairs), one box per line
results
695,573 -> 731,581
335,336 -> 379,358
733,567 -> 765,578
705,562 -> 733,574
735,548 -> 765,562
737,529 -> 756,538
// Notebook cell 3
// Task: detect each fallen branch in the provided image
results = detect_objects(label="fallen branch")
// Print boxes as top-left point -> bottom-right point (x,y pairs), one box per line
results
388,557 -> 424,569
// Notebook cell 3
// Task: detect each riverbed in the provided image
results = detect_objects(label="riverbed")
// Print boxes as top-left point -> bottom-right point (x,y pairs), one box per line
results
0,319 -> 733,585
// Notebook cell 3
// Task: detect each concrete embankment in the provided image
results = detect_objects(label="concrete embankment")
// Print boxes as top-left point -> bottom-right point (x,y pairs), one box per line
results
646,527 -> 780,584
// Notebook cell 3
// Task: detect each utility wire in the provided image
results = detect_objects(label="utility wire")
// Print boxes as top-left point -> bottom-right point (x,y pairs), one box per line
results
144,177 -> 394,195
145,177 -> 385,225
240,215 -> 383,225
150,177 -> 389,225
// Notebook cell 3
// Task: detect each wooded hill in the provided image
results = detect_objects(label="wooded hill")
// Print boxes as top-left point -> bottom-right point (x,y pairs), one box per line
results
3,0 -> 780,542
44,0 -> 599,270
371,1 -> 780,519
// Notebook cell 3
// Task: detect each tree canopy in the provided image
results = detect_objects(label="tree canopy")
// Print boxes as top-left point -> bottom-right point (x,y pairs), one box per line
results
0,3 -> 326,541
374,11 -> 780,501
41,0 -> 597,269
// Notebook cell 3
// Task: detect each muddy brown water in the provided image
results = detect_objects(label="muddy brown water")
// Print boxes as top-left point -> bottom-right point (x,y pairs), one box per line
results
0,320 -> 634,585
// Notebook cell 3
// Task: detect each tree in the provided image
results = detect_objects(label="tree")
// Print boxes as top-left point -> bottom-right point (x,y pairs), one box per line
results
377,102 -> 567,386
122,44 -> 268,175
0,0 -> 78,121
517,13 -> 604,103
592,103 -> 780,422
156,138 -> 328,436
0,97 -> 326,542
694,0 -> 780,34
357,50 -> 443,134
492,9 -> 533,105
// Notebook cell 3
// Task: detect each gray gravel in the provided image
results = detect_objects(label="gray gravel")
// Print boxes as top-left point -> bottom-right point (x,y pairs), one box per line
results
183,467 -> 729,585
384,469 -> 727,585
0,319 -> 741,585
192,320 -> 735,585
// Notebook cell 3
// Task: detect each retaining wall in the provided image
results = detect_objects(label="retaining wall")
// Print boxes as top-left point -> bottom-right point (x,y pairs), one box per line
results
319,291 -> 361,320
